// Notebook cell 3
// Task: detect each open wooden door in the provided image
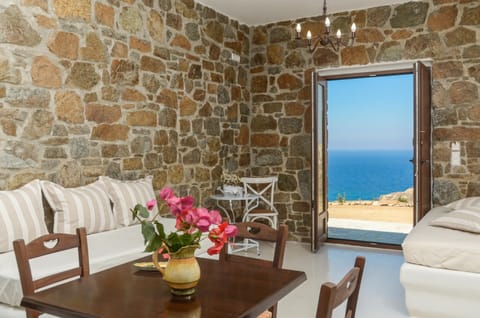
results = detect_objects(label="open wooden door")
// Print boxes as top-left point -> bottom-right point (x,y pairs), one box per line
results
414,61 -> 432,223
311,72 -> 328,252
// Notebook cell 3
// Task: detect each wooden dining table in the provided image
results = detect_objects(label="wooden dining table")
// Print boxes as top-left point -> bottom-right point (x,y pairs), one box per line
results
21,256 -> 307,318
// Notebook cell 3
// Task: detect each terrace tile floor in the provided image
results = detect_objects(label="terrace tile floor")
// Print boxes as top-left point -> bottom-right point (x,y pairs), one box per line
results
328,218 -> 413,245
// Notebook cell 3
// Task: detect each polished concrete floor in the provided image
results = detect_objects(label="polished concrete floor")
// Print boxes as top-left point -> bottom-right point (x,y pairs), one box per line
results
242,241 -> 409,318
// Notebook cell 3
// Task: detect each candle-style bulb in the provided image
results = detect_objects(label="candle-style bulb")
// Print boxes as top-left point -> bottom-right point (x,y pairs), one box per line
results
325,17 -> 330,27
307,30 -> 312,40
336,29 -> 342,39
351,23 -> 356,33
296,23 -> 302,33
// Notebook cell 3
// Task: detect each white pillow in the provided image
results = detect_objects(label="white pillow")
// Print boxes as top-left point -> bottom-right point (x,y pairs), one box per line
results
41,180 -> 116,235
0,180 -> 48,253
445,197 -> 480,209
99,176 -> 157,227
431,207 -> 480,234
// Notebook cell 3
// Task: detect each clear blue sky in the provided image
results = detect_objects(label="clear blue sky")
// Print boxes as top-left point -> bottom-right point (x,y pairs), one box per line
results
326,74 -> 413,151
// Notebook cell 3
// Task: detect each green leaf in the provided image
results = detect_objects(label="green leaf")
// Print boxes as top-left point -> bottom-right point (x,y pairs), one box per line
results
141,222 -> 156,243
144,236 -> 163,253
191,231 -> 202,244
179,233 -> 194,246
138,206 -> 149,218
166,233 -> 183,253
154,221 -> 167,240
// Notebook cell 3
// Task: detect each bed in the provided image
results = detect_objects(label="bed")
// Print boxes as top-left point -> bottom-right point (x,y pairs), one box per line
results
400,200 -> 480,318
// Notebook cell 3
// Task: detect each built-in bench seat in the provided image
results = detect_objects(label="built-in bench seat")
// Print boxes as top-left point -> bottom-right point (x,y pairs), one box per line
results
0,176 -> 212,317
0,217 -> 211,318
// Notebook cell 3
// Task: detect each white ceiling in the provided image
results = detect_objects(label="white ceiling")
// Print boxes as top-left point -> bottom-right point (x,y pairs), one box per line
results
196,0 -> 411,26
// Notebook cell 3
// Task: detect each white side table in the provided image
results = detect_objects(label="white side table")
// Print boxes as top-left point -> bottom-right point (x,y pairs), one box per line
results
210,193 -> 261,254
210,193 -> 259,224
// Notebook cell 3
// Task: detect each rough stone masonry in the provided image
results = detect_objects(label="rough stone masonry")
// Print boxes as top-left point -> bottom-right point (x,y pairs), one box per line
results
0,0 -> 478,242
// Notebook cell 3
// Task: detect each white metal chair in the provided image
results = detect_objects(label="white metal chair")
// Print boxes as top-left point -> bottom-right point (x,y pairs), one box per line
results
241,176 -> 279,229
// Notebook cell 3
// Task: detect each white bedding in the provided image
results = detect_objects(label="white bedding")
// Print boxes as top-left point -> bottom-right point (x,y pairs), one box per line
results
400,262 -> 480,318
402,206 -> 480,273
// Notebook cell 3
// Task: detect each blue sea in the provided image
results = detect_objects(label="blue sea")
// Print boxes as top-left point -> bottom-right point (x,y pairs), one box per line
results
327,150 -> 413,202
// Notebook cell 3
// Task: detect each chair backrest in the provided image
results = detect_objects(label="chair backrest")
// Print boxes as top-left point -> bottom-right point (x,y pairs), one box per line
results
241,176 -> 278,213
13,227 -> 89,318
220,222 -> 288,317
316,256 -> 366,318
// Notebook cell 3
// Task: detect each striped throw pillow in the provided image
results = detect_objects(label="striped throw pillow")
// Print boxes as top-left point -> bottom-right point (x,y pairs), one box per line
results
100,176 -> 157,227
446,197 -> 480,209
41,180 -> 116,235
0,180 -> 48,253
431,207 -> 480,234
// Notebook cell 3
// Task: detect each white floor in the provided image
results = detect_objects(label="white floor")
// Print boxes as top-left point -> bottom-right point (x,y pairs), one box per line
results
247,241 -> 409,318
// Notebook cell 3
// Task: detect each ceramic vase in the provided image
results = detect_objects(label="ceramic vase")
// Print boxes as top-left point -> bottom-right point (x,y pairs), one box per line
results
153,244 -> 201,297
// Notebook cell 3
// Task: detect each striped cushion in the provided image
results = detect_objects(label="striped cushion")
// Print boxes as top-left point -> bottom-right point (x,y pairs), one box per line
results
99,176 -> 157,227
431,207 -> 480,234
446,197 -> 480,209
0,180 -> 48,253
41,180 -> 116,234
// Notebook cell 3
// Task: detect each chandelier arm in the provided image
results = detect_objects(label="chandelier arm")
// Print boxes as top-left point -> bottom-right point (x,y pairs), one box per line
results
338,36 -> 354,48
328,39 -> 338,52
308,38 -> 321,53
309,36 -> 338,53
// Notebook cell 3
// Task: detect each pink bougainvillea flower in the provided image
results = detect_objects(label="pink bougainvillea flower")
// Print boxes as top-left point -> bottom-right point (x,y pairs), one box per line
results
146,199 -> 156,211
157,246 -> 170,260
207,222 -> 237,255
180,196 -> 194,210
159,187 -> 175,200
175,215 -> 184,230
184,208 -> 223,233
159,187 -> 195,217
194,208 -> 214,232
209,210 -> 222,225
208,223 -> 226,245
207,241 -> 224,255
183,208 -> 196,224
224,224 -> 238,237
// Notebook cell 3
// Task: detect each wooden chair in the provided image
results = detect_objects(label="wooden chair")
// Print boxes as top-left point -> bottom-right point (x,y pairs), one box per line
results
220,222 -> 288,318
316,256 -> 366,318
13,227 -> 90,318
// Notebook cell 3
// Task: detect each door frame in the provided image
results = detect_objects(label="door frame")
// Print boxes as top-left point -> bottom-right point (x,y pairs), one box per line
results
310,60 -> 432,251
311,73 -> 328,252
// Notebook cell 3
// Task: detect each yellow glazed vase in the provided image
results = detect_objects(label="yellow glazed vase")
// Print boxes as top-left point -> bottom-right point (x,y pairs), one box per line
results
153,244 -> 201,297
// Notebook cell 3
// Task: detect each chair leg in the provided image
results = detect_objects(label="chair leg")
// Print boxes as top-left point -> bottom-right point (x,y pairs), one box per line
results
26,308 -> 41,318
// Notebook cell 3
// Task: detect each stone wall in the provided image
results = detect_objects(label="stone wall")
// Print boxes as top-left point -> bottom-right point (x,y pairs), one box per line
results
1,0 -> 479,243
0,0 -> 250,205
250,0 -> 480,242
